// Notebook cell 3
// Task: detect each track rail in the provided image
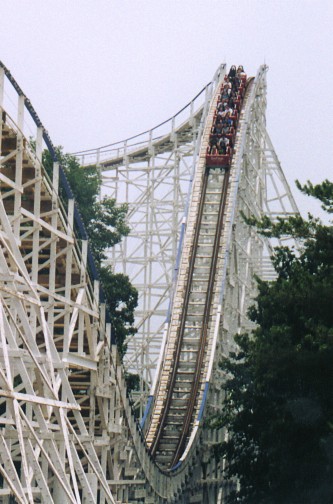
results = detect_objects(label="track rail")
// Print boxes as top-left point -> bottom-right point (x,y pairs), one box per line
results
149,167 -> 231,468
174,168 -> 230,465
145,73 -> 254,471
150,170 -> 209,459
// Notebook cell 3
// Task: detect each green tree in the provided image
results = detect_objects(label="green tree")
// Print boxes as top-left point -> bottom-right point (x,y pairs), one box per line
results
99,266 -> 138,360
210,180 -> 333,504
43,148 -> 137,359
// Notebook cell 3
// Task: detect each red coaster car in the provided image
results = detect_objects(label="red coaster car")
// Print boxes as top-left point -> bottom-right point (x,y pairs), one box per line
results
206,147 -> 231,169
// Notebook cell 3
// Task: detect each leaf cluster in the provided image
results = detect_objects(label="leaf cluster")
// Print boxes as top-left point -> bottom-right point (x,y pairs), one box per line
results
211,181 -> 333,503
99,266 -> 138,359
296,179 -> 333,213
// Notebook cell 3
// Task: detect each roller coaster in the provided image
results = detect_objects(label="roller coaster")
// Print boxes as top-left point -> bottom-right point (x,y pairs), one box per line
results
0,62 -> 299,503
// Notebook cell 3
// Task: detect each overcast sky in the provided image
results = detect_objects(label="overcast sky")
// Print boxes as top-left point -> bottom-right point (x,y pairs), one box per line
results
1,0 -> 332,216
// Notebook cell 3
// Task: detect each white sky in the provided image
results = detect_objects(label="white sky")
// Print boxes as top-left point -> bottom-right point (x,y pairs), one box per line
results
1,0 -> 332,216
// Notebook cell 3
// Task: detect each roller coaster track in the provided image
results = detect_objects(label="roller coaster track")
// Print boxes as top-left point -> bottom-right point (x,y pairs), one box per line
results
0,61 -> 299,503
149,166 -> 231,468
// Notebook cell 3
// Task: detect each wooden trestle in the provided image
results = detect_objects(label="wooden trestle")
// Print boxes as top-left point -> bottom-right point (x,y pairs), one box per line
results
0,61 -> 280,503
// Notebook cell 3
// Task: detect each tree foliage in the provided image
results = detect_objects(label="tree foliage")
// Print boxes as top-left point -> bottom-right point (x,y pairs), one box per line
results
210,180 -> 333,504
43,148 -> 137,359
99,266 -> 138,359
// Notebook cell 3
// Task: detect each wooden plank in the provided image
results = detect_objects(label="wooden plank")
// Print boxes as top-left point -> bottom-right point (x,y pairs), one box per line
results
0,390 -> 81,411
21,207 -> 74,244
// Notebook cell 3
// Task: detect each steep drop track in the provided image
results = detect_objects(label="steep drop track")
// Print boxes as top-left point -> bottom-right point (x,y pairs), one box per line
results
151,168 -> 230,467
145,72 -> 252,471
